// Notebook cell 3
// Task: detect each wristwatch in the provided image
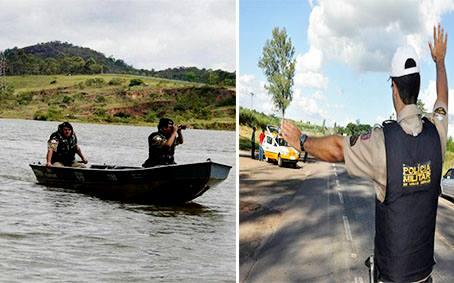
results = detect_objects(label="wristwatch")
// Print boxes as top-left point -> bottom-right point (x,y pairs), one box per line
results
300,133 -> 308,152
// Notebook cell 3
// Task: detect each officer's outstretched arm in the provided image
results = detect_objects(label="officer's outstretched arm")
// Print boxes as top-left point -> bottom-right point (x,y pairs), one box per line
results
281,119 -> 344,162
304,135 -> 344,162
429,23 -> 448,107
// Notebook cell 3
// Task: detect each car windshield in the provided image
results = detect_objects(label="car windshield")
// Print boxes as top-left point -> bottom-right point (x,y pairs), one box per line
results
277,138 -> 288,146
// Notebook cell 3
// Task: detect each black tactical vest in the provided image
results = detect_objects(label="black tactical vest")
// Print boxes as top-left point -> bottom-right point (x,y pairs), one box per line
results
376,117 -> 441,282
49,132 -> 78,166
142,132 -> 176,167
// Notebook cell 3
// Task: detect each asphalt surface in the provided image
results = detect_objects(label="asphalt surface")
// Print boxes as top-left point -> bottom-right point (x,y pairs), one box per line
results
240,154 -> 454,283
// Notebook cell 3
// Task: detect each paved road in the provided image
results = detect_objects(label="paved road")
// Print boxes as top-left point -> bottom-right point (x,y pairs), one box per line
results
240,156 -> 454,282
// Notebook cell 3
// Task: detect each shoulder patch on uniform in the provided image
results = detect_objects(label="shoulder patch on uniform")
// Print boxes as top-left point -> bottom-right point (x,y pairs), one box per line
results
434,107 -> 447,116
151,134 -> 165,146
350,135 -> 359,146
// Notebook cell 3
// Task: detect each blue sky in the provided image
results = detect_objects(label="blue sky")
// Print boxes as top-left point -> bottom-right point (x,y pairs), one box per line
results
239,0 -> 454,135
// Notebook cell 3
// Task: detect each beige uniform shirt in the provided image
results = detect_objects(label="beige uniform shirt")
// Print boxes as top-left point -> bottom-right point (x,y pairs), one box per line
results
344,102 -> 448,203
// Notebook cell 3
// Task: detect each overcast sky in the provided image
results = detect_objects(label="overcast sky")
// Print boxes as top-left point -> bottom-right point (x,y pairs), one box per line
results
0,0 -> 235,71
240,0 -> 454,135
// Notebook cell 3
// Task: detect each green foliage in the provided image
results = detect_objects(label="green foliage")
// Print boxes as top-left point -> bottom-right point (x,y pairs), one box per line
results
95,95 -> 106,103
239,107 -> 279,129
17,91 -> 34,105
113,111 -> 130,119
144,111 -> 158,122
215,94 -> 236,107
129,78 -> 144,87
337,122 -> 372,136
1,75 -> 234,130
85,77 -> 106,87
240,107 -> 328,135
93,107 -> 106,116
3,41 -> 235,85
258,27 -> 296,118
447,137 -> 454,153
417,99 -> 428,115
108,78 -> 124,85
0,84 -> 15,98
33,108 -> 60,121
62,95 -> 74,104
33,110 -> 48,121
84,57 -> 102,74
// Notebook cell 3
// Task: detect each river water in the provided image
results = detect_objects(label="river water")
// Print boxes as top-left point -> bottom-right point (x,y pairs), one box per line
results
0,119 -> 236,282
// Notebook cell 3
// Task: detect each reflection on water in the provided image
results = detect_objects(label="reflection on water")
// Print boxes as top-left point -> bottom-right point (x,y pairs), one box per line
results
0,119 -> 235,282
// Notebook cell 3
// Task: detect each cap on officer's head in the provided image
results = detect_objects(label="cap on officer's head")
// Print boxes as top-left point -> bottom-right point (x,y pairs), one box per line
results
390,46 -> 420,78
158,118 -> 174,130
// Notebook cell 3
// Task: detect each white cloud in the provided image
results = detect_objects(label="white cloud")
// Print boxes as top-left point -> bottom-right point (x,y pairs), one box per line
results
239,73 -> 334,124
0,0 -> 235,71
238,74 -> 274,114
294,47 -> 328,89
307,0 -> 454,72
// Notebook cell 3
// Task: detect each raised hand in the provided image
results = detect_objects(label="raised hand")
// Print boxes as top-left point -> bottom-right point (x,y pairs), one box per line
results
429,23 -> 448,64
280,119 -> 302,152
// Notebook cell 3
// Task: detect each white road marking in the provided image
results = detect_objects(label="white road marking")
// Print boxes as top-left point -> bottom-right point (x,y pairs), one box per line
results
338,191 -> 344,204
343,215 -> 353,241
355,276 -> 364,283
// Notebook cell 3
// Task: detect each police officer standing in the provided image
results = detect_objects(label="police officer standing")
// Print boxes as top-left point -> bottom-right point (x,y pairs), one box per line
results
46,122 -> 88,167
142,118 -> 184,167
251,126 -> 256,159
281,24 -> 448,282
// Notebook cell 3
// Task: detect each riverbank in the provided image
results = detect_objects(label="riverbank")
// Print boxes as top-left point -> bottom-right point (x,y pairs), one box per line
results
0,74 -> 235,130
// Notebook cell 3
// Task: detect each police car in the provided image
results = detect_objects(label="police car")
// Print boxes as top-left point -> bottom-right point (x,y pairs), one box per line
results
262,125 -> 300,168
441,168 -> 454,199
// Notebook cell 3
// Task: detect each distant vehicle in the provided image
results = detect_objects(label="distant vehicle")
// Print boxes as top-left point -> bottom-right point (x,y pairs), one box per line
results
441,168 -> 454,199
262,125 -> 300,168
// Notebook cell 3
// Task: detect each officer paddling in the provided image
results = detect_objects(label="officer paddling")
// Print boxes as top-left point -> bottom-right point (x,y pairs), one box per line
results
281,24 -> 448,283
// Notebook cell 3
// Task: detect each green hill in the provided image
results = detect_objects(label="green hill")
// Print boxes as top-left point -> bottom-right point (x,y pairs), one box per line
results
2,41 -> 235,86
0,74 -> 235,130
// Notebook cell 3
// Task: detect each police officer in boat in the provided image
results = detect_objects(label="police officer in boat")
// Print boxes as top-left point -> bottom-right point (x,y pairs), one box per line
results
281,24 -> 448,282
142,118 -> 185,167
46,122 -> 88,167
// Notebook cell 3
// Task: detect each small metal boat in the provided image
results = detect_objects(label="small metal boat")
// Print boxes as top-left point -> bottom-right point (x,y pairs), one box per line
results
29,160 -> 231,204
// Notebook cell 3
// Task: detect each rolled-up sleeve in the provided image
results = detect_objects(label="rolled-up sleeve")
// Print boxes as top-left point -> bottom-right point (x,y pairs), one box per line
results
429,101 -> 448,159
343,127 -> 387,202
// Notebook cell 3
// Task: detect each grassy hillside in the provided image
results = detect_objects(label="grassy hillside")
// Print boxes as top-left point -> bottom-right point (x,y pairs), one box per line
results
0,74 -> 235,130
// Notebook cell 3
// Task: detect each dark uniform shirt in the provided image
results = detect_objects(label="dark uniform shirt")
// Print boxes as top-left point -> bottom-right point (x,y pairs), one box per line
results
142,131 -> 180,167
48,131 -> 78,166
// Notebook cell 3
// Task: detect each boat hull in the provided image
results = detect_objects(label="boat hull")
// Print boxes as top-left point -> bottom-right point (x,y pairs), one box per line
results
30,161 -> 231,204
